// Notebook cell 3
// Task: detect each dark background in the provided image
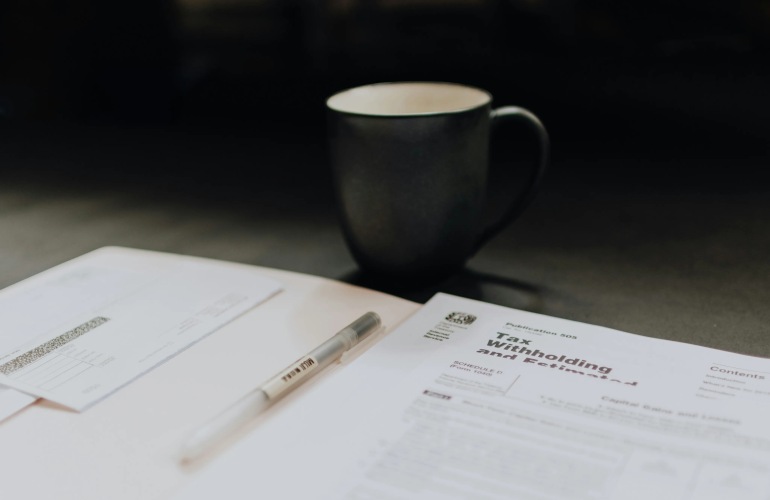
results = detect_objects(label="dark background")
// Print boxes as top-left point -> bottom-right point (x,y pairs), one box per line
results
2,0 -> 769,182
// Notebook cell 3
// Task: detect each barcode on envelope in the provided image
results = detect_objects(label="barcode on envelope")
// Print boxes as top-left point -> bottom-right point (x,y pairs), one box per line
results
0,317 -> 110,375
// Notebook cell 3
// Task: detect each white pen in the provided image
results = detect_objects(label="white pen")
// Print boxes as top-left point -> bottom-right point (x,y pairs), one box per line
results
179,311 -> 382,462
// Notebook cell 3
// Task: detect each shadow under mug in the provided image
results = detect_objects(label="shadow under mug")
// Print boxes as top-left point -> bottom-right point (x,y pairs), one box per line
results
327,82 -> 549,284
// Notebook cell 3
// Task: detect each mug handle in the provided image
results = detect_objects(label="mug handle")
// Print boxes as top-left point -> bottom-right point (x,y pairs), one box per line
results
475,106 -> 550,251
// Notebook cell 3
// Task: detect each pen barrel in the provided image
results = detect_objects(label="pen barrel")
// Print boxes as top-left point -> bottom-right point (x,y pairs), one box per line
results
259,335 -> 350,400
179,312 -> 382,462
260,312 -> 381,400
180,389 -> 269,461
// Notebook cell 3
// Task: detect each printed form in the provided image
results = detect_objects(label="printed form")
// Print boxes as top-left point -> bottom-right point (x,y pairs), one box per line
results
177,293 -> 770,500
0,247 -> 281,413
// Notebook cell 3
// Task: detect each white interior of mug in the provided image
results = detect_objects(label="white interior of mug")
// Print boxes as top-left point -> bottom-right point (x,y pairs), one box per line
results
327,82 -> 491,116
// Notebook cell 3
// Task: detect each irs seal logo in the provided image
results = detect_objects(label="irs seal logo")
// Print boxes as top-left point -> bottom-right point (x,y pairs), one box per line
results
445,312 -> 477,325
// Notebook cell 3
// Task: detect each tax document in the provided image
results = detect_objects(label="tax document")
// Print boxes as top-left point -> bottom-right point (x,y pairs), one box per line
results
0,247 -> 282,412
176,293 -> 770,500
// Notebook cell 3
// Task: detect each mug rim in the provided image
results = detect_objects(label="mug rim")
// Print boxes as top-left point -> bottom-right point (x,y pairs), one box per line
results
326,81 -> 492,117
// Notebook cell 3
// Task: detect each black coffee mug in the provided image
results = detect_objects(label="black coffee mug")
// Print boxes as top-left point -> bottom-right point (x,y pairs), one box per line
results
327,82 -> 549,283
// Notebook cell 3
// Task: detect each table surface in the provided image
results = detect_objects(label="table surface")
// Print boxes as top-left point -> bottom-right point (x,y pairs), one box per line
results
0,121 -> 768,359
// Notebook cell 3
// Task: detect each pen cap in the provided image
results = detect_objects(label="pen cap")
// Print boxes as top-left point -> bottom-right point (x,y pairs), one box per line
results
346,312 -> 382,343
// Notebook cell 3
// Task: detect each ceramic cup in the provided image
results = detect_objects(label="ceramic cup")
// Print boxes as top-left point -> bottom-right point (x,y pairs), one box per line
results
327,82 -> 549,283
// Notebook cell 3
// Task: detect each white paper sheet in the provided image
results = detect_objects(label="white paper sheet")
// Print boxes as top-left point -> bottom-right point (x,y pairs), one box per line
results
175,293 -> 770,500
0,247 -> 282,411
0,385 -> 36,421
